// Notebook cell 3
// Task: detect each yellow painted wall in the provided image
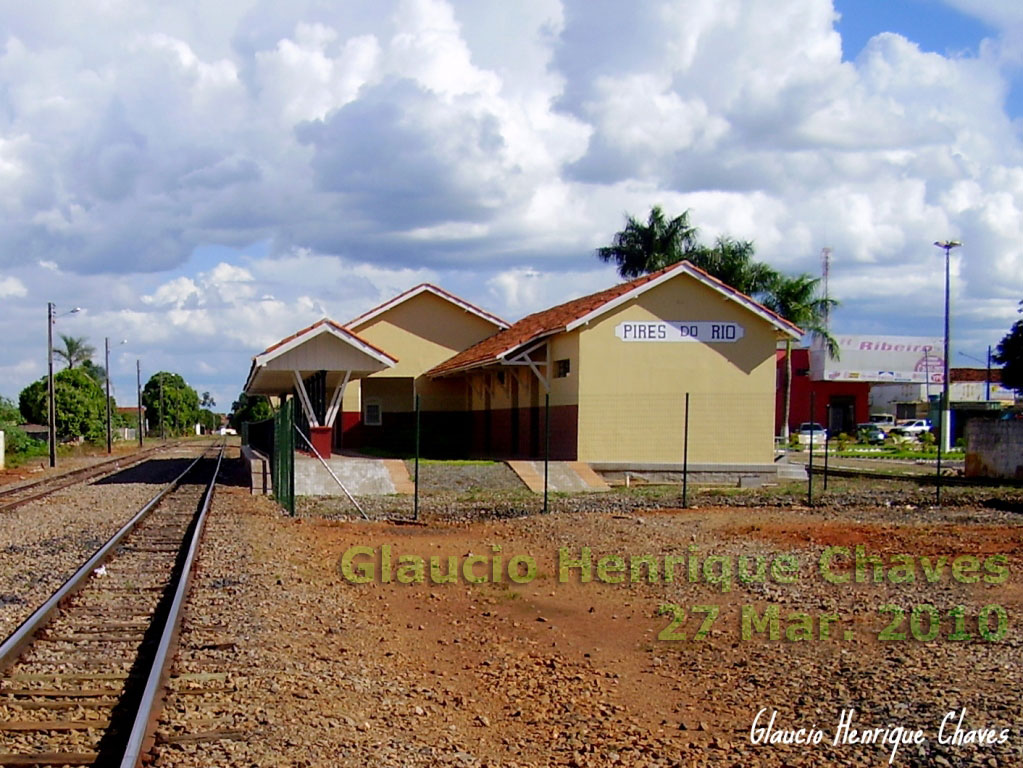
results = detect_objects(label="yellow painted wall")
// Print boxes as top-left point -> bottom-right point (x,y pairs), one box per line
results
575,273 -> 779,464
342,290 -> 501,414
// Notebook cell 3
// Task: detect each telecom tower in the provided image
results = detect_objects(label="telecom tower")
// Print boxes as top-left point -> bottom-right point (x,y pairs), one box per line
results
821,247 -> 832,331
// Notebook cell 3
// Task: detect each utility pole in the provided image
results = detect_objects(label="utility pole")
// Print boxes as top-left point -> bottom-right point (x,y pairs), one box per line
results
159,375 -> 165,440
136,360 -> 143,448
986,345 -> 992,402
934,240 -> 961,455
105,338 -> 112,454
47,302 -> 56,468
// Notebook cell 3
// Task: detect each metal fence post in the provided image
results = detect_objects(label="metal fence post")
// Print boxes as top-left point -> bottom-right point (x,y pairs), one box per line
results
544,392 -> 550,515
682,392 -> 690,509
807,392 -> 815,506
935,408 -> 943,506
823,404 -> 830,492
414,393 -> 420,521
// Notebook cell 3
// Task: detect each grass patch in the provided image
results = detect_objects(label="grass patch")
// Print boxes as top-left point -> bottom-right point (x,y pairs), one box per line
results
832,449 -> 964,460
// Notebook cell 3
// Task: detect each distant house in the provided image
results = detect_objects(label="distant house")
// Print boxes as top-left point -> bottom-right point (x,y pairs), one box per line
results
117,406 -> 147,436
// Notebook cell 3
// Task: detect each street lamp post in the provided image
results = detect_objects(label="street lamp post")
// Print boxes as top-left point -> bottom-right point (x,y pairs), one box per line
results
105,338 -> 128,454
105,338 -> 111,454
136,360 -> 144,448
159,375 -> 165,441
934,240 -> 961,454
46,303 -> 81,468
47,303 -> 55,467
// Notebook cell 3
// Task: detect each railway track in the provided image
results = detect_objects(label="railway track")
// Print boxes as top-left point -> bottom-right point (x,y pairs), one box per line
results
0,441 -> 224,767
0,443 -> 188,515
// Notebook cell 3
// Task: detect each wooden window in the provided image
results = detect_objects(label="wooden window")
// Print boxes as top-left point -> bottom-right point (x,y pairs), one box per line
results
364,398 -> 382,426
555,359 -> 571,378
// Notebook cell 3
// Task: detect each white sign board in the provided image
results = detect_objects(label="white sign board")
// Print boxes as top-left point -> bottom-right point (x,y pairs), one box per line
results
811,335 -> 944,383
615,321 -> 745,343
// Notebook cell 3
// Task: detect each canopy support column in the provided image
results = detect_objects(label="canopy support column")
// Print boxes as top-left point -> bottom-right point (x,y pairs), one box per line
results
292,370 -> 320,427
324,370 -> 350,428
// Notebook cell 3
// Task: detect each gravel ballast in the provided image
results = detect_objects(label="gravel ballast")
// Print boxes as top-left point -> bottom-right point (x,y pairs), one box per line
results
0,444 -> 211,639
151,459 -> 1022,767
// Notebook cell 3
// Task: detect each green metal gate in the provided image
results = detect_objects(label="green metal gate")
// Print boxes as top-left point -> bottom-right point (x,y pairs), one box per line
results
273,399 -> 295,515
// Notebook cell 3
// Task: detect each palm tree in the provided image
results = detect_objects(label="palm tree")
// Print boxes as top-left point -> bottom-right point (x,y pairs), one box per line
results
687,236 -> 779,298
597,206 -> 701,278
762,274 -> 839,440
54,334 -> 96,370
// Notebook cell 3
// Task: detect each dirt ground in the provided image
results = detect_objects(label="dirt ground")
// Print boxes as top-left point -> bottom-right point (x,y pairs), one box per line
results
153,476 -> 1023,768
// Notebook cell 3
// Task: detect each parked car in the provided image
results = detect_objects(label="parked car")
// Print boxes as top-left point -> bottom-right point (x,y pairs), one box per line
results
796,422 -> 828,444
891,419 -> 932,437
869,413 -> 897,427
856,423 -> 887,444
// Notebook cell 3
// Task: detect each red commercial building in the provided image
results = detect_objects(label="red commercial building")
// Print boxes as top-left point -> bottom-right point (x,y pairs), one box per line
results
775,347 -> 870,436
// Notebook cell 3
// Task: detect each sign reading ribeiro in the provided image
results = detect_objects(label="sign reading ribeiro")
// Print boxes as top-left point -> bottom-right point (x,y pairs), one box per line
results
615,321 -> 745,343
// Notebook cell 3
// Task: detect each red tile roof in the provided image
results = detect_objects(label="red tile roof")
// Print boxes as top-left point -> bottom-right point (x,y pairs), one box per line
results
428,261 -> 802,377
951,367 -> 1002,383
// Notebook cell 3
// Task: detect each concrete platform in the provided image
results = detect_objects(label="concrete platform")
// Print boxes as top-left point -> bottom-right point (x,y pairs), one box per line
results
242,445 -> 272,495
506,460 -> 611,493
295,454 -> 412,496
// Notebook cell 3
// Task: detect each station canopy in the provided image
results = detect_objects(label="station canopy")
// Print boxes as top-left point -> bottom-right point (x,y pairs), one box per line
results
244,318 -> 397,428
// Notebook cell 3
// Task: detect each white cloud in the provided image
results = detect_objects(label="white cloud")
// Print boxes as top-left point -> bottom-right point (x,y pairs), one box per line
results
0,0 -> 1020,405
0,276 -> 27,298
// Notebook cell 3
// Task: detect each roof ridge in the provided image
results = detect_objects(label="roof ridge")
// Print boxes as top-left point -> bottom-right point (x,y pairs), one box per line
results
427,260 -> 802,378
345,283 -> 509,330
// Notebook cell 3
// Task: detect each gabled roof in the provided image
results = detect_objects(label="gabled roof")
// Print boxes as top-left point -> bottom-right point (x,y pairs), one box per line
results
428,261 -> 803,378
345,283 -> 509,331
244,318 -> 397,394
253,317 -> 396,368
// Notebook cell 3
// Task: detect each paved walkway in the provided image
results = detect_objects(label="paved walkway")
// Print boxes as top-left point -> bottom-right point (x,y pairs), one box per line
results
506,460 -> 610,493
295,454 -> 413,495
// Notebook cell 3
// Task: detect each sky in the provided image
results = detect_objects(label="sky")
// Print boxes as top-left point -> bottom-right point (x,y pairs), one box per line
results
2,0 -> 1023,411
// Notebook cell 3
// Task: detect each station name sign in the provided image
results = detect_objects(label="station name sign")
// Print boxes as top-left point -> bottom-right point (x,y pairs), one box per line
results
615,321 -> 745,343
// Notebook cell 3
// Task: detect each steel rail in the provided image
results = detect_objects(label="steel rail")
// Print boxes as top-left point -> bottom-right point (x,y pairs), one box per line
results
119,441 -> 225,767
0,442 -> 218,674
0,439 -> 193,513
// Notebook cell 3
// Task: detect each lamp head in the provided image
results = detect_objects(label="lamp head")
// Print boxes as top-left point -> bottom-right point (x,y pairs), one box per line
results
933,240 -> 962,249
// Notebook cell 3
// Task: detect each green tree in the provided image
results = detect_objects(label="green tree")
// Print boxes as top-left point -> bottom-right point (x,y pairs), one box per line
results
198,408 -> 220,433
597,206 -> 701,278
54,334 -> 96,370
993,300 -> 1023,394
762,273 -> 839,440
18,368 -> 109,442
229,392 -> 273,430
143,372 -> 200,437
596,207 -> 780,299
81,359 -> 107,385
0,396 -> 46,461
0,395 -> 19,425
686,236 -> 779,298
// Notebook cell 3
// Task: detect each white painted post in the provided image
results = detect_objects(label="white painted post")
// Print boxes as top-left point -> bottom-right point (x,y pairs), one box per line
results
0,430 -> 4,470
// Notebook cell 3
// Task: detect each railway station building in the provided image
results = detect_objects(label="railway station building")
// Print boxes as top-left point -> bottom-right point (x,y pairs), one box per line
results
244,261 -> 802,477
